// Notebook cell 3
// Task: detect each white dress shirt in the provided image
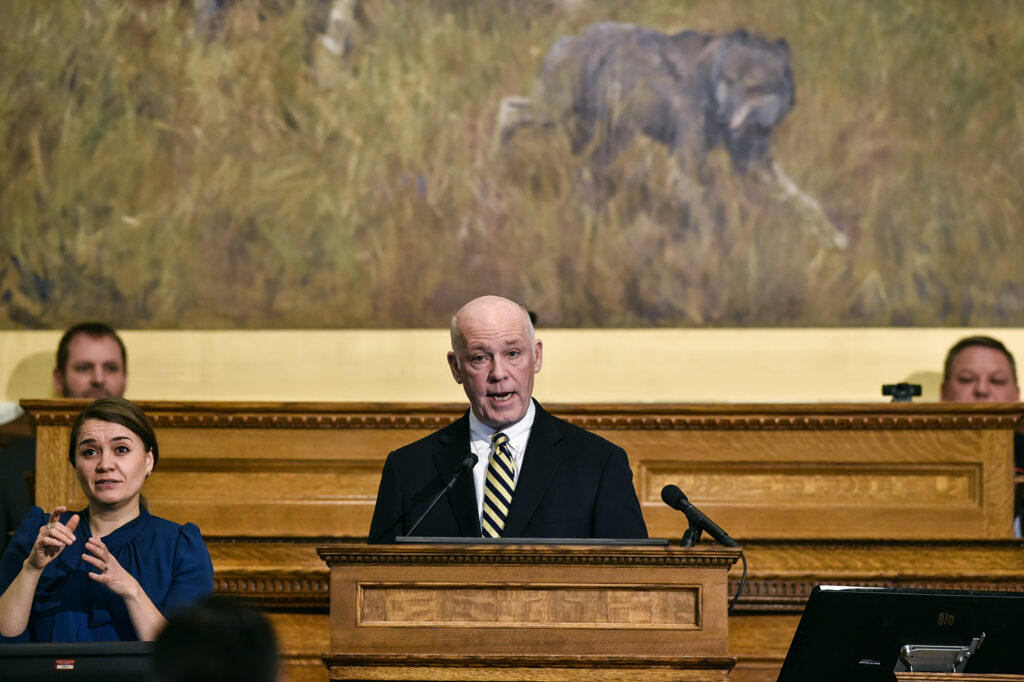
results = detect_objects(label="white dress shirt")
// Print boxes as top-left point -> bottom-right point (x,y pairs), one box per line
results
467,400 -> 536,524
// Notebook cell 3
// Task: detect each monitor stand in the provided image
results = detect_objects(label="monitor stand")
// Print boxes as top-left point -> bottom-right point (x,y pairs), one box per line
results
894,633 -> 986,673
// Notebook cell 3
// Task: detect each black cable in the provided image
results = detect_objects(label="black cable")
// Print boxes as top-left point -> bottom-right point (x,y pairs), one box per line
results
728,550 -> 747,612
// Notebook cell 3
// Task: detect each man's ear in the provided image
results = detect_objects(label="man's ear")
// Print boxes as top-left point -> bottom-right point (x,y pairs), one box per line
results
533,339 -> 543,374
447,351 -> 463,384
53,368 -> 66,396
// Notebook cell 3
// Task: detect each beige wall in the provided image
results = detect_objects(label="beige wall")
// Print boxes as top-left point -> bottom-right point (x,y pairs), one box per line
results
3,328 -> 1023,413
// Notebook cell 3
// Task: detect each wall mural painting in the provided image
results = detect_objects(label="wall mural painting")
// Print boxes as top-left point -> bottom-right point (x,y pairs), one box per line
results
1,1 -> 1021,330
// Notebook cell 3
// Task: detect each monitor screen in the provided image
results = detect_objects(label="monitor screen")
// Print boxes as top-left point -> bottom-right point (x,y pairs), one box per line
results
777,585 -> 1024,681
0,641 -> 153,682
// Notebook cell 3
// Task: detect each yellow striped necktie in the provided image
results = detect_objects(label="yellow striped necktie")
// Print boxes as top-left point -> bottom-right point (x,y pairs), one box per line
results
482,432 -> 515,538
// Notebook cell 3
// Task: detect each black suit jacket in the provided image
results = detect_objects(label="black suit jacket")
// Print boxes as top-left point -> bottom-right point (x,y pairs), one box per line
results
0,436 -> 34,557
368,401 -> 648,543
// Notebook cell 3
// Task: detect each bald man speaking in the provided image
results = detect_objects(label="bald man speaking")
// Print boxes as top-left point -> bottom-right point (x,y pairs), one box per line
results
368,295 -> 648,543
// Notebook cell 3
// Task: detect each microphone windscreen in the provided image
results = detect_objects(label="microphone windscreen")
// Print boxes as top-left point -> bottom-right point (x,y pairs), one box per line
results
661,484 -> 686,508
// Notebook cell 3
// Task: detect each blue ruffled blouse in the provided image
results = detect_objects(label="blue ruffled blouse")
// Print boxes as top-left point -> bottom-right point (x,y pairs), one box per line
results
0,506 -> 214,642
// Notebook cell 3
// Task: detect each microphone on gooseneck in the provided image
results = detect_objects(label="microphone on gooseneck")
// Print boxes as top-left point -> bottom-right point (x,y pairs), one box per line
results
662,484 -> 747,613
405,453 -> 478,537
661,484 -> 739,548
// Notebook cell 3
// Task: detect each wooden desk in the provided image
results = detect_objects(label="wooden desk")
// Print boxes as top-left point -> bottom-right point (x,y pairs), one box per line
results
22,400 -> 1024,682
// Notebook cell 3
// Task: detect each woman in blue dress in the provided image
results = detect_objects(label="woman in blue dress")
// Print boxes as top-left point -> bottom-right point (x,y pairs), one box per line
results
0,397 -> 214,641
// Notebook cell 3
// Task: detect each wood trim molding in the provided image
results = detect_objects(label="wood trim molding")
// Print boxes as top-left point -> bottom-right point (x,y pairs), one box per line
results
210,575 -> 1024,612
213,572 -> 329,608
729,579 -> 1024,612
21,400 -> 1024,430
323,653 -> 738,669
316,544 -> 740,568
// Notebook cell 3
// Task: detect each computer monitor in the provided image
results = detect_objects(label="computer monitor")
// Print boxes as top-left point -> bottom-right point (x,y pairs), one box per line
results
777,585 -> 1024,681
0,641 -> 153,682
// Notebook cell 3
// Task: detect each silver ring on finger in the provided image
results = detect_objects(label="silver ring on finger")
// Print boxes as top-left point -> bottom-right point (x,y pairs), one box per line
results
103,563 -> 109,573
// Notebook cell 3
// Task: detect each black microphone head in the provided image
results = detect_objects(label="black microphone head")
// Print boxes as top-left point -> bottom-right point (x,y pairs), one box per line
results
460,453 -> 479,471
661,484 -> 687,508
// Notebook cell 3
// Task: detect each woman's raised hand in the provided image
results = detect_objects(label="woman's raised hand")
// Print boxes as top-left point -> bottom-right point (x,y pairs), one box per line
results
27,506 -> 80,571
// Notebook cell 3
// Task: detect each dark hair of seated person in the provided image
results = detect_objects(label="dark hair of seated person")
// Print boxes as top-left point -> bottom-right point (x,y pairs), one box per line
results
152,595 -> 278,682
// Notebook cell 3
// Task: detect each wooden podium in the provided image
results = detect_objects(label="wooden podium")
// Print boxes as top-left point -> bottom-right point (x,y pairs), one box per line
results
318,542 -> 740,681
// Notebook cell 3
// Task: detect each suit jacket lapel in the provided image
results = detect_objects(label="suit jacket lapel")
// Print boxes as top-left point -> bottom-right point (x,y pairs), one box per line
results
502,401 -> 564,537
433,412 -> 481,537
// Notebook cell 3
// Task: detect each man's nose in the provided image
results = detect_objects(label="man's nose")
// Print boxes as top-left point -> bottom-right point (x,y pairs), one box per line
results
489,357 -> 509,380
90,367 -> 105,385
974,380 -> 991,398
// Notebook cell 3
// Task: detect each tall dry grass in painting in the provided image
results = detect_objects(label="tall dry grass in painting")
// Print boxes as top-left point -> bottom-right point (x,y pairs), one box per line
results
1,0 -> 1021,328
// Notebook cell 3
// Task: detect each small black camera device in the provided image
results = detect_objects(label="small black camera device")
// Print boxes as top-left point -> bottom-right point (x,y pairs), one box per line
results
882,383 -> 922,403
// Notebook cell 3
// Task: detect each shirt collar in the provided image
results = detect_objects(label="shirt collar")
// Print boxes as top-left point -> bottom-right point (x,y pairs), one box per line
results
468,399 -> 537,445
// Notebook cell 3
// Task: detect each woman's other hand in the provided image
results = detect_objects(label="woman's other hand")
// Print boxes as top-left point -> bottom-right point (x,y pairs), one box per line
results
82,535 -> 167,640
83,536 -> 138,599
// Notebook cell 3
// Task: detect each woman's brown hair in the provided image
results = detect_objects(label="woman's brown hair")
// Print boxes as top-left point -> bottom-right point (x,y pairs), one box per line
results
68,397 -> 159,467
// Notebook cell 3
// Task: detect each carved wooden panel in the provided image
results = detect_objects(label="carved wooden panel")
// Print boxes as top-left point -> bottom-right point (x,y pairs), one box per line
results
632,426 -> 1013,540
359,583 -> 699,629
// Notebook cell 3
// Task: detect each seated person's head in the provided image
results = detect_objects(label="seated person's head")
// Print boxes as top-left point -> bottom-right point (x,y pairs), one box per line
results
54,322 -> 127,399
940,336 -> 1019,402
152,595 -> 280,682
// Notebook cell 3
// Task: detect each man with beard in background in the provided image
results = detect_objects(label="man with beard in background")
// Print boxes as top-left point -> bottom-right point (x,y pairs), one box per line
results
1,323 -> 128,555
